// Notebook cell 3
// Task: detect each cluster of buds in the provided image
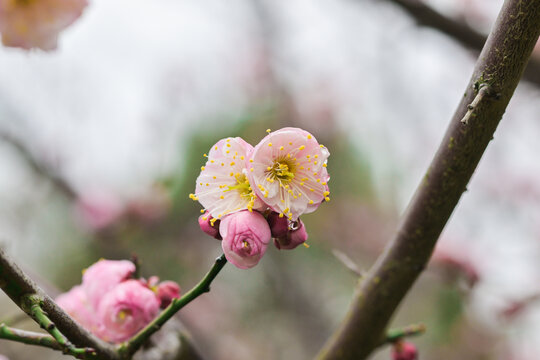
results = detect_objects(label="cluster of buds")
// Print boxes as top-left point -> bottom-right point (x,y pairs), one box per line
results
191,127 -> 330,269
56,259 -> 180,343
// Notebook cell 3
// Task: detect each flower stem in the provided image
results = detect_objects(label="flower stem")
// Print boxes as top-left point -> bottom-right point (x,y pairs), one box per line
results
21,294 -> 97,359
0,323 -> 61,350
119,254 -> 228,357
383,323 -> 426,345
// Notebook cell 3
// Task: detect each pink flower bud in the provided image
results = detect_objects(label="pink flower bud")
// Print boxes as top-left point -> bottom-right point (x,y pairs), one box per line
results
96,280 -> 160,343
56,285 -> 100,334
391,341 -> 418,360
156,281 -> 181,308
267,211 -> 289,238
198,212 -> 222,240
82,259 -> 136,310
274,219 -> 308,250
0,355 -> 9,360
220,210 -> 271,269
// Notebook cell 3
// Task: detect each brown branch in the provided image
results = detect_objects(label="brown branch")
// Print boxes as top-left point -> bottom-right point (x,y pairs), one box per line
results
0,131 -> 77,199
382,0 -> 540,87
317,0 -> 540,359
0,247 -> 120,360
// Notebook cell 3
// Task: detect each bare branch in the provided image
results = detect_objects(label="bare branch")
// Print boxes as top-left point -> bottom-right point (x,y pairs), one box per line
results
380,0 -> 540,87
317,0 -> 540,359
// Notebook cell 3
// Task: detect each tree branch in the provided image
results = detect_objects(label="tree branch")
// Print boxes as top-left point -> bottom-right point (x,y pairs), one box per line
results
119,254 -> 227,357
317,0 -> 540,359
0,131 -> 77,199
0,247 -> 120,360
380,0 -> 540,87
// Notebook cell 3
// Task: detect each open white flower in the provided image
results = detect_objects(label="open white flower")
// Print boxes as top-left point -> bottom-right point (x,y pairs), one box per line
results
191,137 -> 264,223
247,127 -> 330,221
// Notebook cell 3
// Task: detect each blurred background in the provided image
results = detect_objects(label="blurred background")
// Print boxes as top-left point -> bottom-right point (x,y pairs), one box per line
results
1,0 -> 540,359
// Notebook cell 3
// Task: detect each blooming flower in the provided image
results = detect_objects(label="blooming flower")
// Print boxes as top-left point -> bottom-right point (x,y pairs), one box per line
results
0,0 -> 87,50
247,127 -> 330,220
191,137 -> 264,223
57,259 -> 179,343
220,210 -> 271,269
56,285 -> 101,334
82,259 -> 136,310
96,280 -> 161,343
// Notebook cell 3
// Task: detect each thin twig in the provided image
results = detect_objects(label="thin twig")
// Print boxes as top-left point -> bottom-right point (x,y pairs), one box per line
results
383,323 -> 426,345
21,294 -> 96,359
460,85 -> 492,125
0,323 -> 62,350
118,254 -> 228,357
372,0 -> 540,87
317,0 -> 540,359
331,249 -> 365,277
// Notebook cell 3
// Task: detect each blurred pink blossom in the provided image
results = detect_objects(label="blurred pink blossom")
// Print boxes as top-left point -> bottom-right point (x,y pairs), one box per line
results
220,210 -> 271,269
96,280 -> 160,343
430,241 -> 481,287
75,191 -> 125,231
56,285 -> 102,334
156,281 -> 181,308
0,0 -> 87,50
391,341 -> 418,360
247,127 -> 330,220
274,219 -> 308,250
82,259 -> 136,310
0,355 -> 9,360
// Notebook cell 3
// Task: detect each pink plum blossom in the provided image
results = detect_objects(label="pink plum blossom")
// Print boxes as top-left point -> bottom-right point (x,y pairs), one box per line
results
75,191 -> 124,231
191,137 -> 265,223
274,219 -> 308,250
82,259 -> 136,310
391,341 -> 418,360
220,210 -> 271,269
56,285 -> 102,334
96,280 -> 160,343
0,355 -> 9,360
247,127 -> 330,220
0,0 -> 87,51
156,281 -> 181,308
198,211 -> 222,239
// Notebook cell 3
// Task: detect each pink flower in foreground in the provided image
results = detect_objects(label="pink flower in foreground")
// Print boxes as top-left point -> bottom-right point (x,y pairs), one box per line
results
391,341 -> 418,360
220,210 -> 271,269
274,219 -> 308,250
0,355 -> 9,360
191,137 -> 265,223
97,280 -> 160,343
82,259 -> 136,310
247,127 -> 330,220
56,285 -> 101,334
0,0 -> 87,50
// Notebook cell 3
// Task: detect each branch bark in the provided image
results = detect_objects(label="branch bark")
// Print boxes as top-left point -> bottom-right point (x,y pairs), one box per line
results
317,0 -> 540,359
382,0 -> 540,87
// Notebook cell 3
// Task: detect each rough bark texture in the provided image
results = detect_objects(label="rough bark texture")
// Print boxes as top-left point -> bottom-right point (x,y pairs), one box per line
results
317,0 -> 540,359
